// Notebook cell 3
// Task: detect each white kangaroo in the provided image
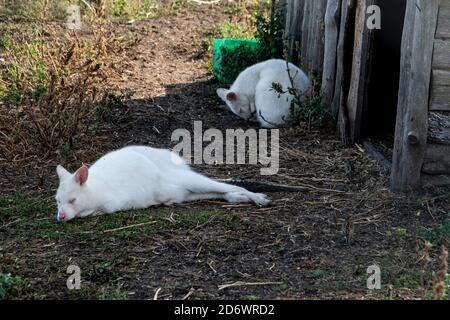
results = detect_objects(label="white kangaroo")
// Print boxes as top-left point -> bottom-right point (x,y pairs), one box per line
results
217,59 -> 311,128
55,146 -> 270,222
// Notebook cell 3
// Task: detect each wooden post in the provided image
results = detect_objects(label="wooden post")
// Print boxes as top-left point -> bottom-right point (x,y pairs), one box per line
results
333,0 -> 357,144
345,0 -> 377,144
390,0 -> 440,192
285,0 -> 305,65
321,0 -> 342,111
284,0 -> 327,75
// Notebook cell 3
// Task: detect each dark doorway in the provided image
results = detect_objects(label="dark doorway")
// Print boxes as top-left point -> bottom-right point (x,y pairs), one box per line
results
363,0 -> 407,146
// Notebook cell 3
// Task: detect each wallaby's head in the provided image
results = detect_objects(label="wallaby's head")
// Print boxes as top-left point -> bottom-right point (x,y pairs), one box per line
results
217,89 -> 253,120
55,165 -> 91,222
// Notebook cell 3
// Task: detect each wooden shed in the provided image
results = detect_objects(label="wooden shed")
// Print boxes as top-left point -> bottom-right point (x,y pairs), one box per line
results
284,0 -> 450,192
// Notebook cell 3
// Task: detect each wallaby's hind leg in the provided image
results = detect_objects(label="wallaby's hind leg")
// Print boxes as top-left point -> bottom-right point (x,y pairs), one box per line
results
185,192 -> 254,204
184,192 -> 224,202
173,169 -> 270,206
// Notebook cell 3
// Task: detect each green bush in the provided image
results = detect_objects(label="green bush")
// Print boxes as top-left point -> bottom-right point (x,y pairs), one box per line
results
0,274 -> 24,299
252,7 -> 285,60
210,3 -> 285,84
213,39 -> 261,84
425,218 -> 450,244
271,78 -> 325,127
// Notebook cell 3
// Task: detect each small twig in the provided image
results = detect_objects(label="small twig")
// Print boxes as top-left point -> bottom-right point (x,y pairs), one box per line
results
208,260 -> 217,274
218,281 -> 283,291
152,126 -> 161,134
153,287 -> 162,300
102,221 -> 157,233
182,288 -> 195,300
80,0 -> 94,12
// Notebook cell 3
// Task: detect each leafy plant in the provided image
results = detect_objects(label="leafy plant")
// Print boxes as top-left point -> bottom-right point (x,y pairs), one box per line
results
387,227 -> 408,242
271,60 -> 326,127
112,0 -> 130,16
0,274 -> 24,299
214,40 -> 261,84
425,218 -> 450,245
312,268 -> 325,278
209,1 -> 285,84
99,283 -> 128,300
252,3 -> 285,60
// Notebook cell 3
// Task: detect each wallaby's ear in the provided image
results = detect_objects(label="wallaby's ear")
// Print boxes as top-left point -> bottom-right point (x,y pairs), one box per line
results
216,88 -> 228,101
226,91 -> 238,102
74,165 -> 89,186
56,165 -> 70,180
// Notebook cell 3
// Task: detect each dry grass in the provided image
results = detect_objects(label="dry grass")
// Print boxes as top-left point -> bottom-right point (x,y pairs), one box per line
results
0,23 -> 139,162
0,0 -> 191,22
432,246 -> 449,299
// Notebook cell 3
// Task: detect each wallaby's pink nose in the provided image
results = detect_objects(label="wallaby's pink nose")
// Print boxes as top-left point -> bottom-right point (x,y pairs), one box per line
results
58,211 -> 66,221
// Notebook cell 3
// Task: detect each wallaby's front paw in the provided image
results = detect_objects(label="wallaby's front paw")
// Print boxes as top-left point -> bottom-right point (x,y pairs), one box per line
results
253,193 -> 271,207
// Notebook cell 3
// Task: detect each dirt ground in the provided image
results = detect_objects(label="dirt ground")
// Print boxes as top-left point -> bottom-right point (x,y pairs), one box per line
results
1,3 -> 449,300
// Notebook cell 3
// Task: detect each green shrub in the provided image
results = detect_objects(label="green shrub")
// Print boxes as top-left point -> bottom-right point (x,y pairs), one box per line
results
0,274 -> 24,299
213,39 -> 261,84
252,6 -> 285,60
271,74 -> 325,127
210,2 -> 285,84
425,218 -> 450,244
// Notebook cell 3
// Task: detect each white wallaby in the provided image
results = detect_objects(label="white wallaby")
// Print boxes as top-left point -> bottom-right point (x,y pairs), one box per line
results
217,59 -> 311,128
55,146 -> 270,222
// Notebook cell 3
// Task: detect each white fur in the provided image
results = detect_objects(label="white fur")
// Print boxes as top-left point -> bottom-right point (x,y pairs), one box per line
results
55,146 -> 270,222
217,59 -> 311,128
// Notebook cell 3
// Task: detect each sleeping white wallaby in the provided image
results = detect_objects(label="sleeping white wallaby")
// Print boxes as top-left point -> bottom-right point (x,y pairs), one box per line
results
217,59 -> 311,128
55,146 -> 270,222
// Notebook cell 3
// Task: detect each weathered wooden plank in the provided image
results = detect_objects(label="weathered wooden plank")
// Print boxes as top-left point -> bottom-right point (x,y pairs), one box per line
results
433,40 -> 450,70
300,0 -> 313,67
321,0 -> 342,111
428,111 -> 450,145
278,0 -> 288,24
436,0 -> 450,39
421,173 -> 450,187
306,0 -> 328,74
291,0 -> 327,74
346,0 -> 376,144
333,0 -> 356,132
285,0 -> 305,65
430,69 -> 450,111
423,144 -> 450,174
362,140 -> 391,171
390,0 -> 440,192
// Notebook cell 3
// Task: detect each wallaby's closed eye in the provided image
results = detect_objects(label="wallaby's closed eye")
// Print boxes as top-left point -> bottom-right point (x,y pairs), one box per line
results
55,146 -> 270,222
217,59 -> 311,128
